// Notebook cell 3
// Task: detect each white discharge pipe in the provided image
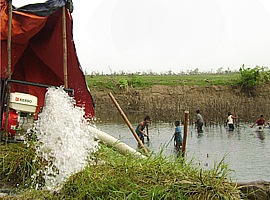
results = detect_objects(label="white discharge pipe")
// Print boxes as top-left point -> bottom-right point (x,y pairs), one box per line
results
88,126 -> 147,159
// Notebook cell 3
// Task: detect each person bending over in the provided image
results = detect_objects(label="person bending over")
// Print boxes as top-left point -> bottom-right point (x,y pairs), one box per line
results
250,115 -> 266,128
135,116 -> 150,144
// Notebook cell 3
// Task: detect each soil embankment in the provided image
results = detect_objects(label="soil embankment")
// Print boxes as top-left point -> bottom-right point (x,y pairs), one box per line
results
91,85 -> 270,124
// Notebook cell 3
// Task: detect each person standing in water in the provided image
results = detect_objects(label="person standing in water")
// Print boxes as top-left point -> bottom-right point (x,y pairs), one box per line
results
227,112 -> 237,131
135,116 -> 150,144
174,120 -> 183,151
195,110 -> 204,133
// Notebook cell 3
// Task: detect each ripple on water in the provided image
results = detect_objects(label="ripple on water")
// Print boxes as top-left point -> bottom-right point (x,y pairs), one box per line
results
97,123 -> 270,182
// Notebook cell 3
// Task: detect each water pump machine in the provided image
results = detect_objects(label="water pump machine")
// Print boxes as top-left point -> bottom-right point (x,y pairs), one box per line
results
1,92 -> 38,141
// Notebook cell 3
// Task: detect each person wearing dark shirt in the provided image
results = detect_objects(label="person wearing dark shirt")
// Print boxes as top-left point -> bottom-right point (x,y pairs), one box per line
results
135,116 -> 150,144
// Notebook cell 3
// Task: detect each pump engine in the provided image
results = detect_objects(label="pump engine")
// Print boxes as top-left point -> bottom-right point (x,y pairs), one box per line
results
1,92 -> 38,141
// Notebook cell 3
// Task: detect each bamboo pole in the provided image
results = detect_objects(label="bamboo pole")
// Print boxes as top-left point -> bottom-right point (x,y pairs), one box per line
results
62,6 -> 68,89
4,0 -> 13,144
108,92 -> 149,156
182,111 -> 189,157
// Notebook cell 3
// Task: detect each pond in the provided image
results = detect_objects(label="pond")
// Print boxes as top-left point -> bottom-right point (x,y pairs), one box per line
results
95,122 -> 270,182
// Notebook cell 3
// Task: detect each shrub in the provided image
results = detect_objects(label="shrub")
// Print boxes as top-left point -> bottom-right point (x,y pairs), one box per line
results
117,79 -> 128,89
128,75 -> 144,87
237,65 -> 270,89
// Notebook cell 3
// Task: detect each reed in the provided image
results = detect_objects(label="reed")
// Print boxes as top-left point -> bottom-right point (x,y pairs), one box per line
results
93,84 -> 270,124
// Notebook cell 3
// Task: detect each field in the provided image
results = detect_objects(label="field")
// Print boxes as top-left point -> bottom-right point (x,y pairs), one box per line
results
86,73 -> 240,90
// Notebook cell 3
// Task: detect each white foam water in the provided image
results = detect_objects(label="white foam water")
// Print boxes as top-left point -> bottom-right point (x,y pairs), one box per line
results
33,87 -> 99,190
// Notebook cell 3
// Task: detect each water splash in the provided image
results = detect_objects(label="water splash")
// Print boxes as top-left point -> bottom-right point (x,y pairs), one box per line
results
33,87 -> 99,190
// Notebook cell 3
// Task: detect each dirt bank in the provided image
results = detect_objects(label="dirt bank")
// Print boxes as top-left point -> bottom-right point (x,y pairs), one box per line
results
238,180 -> 270,200
90,85 -> 270,124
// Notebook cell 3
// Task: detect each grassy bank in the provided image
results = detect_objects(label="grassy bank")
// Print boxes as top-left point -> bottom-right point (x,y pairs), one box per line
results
86,73 -> 239,90
1,143 -> 242,199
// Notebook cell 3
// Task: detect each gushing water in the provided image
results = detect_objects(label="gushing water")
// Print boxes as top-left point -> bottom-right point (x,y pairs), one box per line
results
33,87 -> 99,190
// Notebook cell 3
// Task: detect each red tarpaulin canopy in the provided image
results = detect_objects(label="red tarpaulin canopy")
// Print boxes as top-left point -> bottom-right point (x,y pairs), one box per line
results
0,0 -> 95,119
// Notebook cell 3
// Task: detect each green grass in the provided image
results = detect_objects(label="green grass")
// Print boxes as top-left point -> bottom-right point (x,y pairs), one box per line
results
86,73 -> 239,90
57,144 -> 240,199
0,142 -> 46,188
1,143 -> 241,199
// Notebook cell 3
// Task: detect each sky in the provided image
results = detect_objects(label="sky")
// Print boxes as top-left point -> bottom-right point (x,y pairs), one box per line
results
13,0 -> 270,74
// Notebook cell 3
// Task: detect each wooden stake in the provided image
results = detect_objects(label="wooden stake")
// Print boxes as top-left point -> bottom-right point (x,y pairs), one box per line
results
62,6 -> 68,89
108,92 -> 149,156
182,110 -> 189,157
4,0 -> 13,144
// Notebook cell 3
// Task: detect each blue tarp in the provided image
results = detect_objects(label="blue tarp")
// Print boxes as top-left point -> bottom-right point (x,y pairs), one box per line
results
14,0 -> 73,16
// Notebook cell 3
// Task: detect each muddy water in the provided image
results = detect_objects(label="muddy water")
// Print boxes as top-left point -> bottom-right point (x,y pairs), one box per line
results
95,122 -> 270,182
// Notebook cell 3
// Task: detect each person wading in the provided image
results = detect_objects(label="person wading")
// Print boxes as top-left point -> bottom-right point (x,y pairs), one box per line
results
250,115 -> 266,129
135,116 -> 150,144
227,112 -> 237,131
174,120 -> 183,151
195,110 -> 204,133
